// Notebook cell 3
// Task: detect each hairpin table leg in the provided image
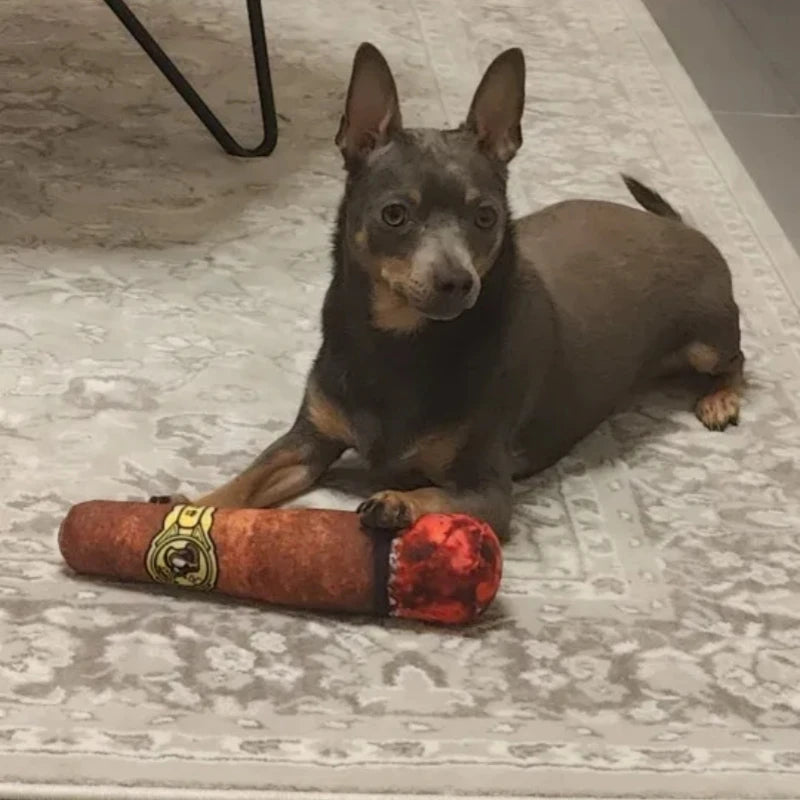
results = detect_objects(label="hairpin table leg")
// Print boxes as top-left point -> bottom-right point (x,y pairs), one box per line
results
103,0 -> 278,157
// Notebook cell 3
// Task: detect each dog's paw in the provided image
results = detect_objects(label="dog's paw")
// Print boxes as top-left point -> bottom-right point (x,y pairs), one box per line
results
696,389 -> 740,431
148,493 -> 191,505
358,490 -> 416,532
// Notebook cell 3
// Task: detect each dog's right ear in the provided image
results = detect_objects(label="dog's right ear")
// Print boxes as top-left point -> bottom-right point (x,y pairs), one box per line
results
336,43 -> 402,166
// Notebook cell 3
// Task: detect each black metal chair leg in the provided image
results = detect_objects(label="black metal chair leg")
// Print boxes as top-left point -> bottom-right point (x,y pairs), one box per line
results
103,0 -> 278,157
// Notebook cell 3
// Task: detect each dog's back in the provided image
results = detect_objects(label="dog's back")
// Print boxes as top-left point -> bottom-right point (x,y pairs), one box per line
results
508,178 -> 740,471
517,177 -> 734,362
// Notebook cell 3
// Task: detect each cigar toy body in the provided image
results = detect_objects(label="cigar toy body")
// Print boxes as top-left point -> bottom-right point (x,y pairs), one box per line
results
58,501 -> 502,625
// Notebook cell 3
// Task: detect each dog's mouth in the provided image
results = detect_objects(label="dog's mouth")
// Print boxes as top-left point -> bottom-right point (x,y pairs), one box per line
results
419,287 -> 479,321
419,300 -> 471,321
392,282 -> 479,322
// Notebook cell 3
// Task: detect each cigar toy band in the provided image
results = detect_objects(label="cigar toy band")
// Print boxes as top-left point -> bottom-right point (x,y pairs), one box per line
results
145,505 -> 219,591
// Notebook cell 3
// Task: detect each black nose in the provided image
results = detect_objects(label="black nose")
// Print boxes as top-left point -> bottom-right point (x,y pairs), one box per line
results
434,272 -> 474,296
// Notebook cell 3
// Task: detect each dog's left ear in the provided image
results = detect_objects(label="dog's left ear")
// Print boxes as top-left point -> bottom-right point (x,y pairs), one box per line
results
336,43 -> 403,167
465,48 -> 525,163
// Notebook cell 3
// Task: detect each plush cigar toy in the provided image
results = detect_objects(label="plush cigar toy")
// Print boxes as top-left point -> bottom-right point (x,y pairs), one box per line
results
58,501 -> 502,625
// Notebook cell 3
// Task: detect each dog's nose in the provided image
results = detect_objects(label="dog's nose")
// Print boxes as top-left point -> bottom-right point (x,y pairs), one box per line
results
434,272 -> 474,296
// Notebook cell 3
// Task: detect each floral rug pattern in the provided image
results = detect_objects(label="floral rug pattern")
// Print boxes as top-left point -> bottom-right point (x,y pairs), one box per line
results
1,0 -> 800,797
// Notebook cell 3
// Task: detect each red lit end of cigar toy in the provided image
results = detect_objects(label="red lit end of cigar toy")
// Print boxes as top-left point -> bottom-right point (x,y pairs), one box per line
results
58,501 -> 503,625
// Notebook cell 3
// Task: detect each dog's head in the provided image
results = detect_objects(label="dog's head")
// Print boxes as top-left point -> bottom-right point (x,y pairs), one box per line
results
336,43 -> 525,332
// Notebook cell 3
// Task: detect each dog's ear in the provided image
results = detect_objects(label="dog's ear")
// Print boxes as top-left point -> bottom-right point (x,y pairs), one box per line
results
465,48 -> 525,163
336,43 -> 402,166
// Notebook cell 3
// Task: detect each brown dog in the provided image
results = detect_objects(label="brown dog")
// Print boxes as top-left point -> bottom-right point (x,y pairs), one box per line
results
152,44 -> 743,540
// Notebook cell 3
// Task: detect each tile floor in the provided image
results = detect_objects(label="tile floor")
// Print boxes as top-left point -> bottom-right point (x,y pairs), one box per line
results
646,0 -> 800,255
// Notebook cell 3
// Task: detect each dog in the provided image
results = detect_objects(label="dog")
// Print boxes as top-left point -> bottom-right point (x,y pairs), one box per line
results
151,43 -> 743,541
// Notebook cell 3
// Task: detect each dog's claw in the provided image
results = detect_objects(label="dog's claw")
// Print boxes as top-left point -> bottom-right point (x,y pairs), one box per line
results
148,493 -> 190,505
358,491 -> 414,532
696,388 -> 740,432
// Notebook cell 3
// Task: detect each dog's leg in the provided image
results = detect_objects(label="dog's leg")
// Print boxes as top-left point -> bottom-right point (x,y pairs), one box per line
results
150,419 -> 346,508
687,342 -> 744,431
357,479 -> 513,541
151,380 -> 353,507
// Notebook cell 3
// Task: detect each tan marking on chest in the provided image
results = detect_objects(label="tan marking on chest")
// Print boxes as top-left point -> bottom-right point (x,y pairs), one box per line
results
401,425 -> 468,481
306,381 -> 356,445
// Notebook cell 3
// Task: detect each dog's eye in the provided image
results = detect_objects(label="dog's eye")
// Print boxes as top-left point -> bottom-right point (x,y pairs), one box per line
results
381,203 -> 408,227
475,205 -> 498,230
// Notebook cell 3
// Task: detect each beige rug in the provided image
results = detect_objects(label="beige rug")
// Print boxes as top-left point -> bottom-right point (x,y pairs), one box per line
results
2,0 -> 800,797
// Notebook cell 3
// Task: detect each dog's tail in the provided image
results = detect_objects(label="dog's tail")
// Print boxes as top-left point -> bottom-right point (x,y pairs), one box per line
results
621,174 -> 682,222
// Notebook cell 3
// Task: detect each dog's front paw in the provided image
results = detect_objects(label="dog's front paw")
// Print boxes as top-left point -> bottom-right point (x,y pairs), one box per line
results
358,490 -> 416,532
148,493 -> 191,505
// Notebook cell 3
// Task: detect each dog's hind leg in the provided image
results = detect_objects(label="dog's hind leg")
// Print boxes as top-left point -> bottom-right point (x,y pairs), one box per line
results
685,327 -> 744,432
690,345 -> 744,431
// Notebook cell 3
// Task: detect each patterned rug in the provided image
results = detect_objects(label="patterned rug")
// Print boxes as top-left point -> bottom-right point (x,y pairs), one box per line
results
2,0 -> 800,797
